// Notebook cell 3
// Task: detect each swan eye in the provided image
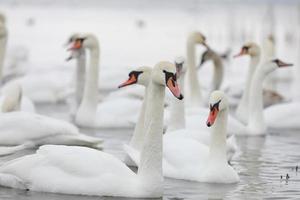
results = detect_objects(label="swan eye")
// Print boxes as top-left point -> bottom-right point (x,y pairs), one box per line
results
163,70 -> 176,84
272,59 -> 279,64
128,71 -> 143,80
210,100 -> 221,111
242,46 -> 249,52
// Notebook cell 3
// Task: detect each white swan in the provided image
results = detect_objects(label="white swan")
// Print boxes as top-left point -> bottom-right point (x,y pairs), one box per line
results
185,32 -> 207,108
0,13 -> 7,82
66,33 -> 86,112
0,111 -> 103,156
0,61 -> 182,198
127,91 -> 239,183
234,42 -> 261,124
243,59 -> 293,135
69,34 -> 142,128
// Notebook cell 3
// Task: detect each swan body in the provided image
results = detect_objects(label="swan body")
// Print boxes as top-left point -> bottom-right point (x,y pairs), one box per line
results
0,112 -> 103,154
264,102 -> 300,130
0,61 -> 182,197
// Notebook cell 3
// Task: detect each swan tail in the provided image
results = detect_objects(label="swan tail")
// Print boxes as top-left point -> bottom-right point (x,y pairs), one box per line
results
123,144 -> 140,166
0,142 -> 35,157
0,173 -> 29,190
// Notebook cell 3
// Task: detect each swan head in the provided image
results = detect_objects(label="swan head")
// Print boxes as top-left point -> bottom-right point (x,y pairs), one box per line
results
174,56 -> 186,79
234,42 -> 261,58
207,90 -> 228,127
68,33 -> 99,50
152,61 -> 184,100
261,59 -> 293,74
188,32 -> 207,47
65,33 -> 84,61
118,66 -> 152,88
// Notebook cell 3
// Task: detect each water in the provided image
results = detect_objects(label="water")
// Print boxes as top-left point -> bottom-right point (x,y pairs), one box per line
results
0,103 -> 299,200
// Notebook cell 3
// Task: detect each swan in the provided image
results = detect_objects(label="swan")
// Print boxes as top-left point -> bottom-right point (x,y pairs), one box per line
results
0,111 -> 103,156
126,91 -> 239,183
242,59 -> 293,135
234,42 -> 261,124
185,32 -> 207,108
66,33 -> 86,111
69,34 -> 142,128
198,47 -> 224,93
0,82 -> 35,113
0,61 -> 183,197
0,13 -> 7,83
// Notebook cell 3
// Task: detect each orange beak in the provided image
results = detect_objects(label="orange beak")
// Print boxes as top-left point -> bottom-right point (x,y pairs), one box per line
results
118,75 -> 137,88
68,40 -> 82,50
233,48 -> 247,58
207,107 -> 219,127
166,77 -> 183,100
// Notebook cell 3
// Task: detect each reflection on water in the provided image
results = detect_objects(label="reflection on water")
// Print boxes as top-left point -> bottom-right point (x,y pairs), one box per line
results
0,103 -> 300,200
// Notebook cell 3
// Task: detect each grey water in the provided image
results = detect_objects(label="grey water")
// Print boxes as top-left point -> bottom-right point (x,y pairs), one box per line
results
0,103 -> 300,200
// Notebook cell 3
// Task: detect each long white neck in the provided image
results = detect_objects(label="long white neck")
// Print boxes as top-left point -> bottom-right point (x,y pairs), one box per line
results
211,56 -> 224,92
75,46 -> 99,126
247,67 -> 266,135
185,38 -> 202,107
138,80 -> 164,188
0,25 -> 7,82
236,54 -> 260,123
75,49 -> 86,108
128,86 -> 149,151
209,108 -> 228,165
167,73 -> 186,132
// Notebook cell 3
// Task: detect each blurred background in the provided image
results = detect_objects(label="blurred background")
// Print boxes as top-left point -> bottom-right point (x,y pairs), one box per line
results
0,0 -> 299,99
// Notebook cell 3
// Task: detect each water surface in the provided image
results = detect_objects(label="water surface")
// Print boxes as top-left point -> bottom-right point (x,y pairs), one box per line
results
0,103 -> 299,200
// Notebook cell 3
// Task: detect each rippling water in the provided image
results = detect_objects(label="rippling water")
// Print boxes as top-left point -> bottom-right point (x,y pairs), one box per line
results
0,103 -> 299,200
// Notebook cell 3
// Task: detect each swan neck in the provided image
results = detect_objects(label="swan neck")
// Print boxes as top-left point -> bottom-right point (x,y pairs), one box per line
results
76,47 -> 99,121
236,55 -> 260,122
75,49 -> 86,108
211,57 -> 224,91
138,81 -> 164,186
185,39 -> 202,107
247,67 -> 266,133
209,109 -> 228,164
129,86 -> 149,150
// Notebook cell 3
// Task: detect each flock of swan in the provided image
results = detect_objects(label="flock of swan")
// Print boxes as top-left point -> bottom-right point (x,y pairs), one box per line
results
0,12 -> 299,198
